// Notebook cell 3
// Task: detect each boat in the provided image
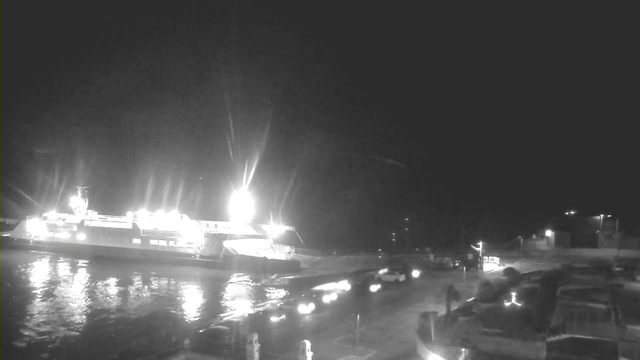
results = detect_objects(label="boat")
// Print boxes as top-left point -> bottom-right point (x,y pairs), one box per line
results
4,188 -> 301,273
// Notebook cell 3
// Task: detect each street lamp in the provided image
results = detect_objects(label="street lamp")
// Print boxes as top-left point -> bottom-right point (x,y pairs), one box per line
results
229,189 -> 255,223
598,214 -> 618,232
545,229 -> 553,237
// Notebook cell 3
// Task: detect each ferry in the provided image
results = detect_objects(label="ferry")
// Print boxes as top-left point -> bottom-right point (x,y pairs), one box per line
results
4,188 -> 301,273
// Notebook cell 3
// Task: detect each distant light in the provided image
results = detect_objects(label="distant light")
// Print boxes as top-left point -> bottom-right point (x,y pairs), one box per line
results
405,228 -> 409,231
392,232 -> 395,236
600,214 -> 605,217
545,229 -> 553,237
378,249 -> 382,252
76,233 -> 87,241
565,212 -> 569,215
269,314 -> 286,323
369,284 -> 382,293
405,217 -> 409,221
229,189 -> 255,223
411,269 -> 421,278
2,233 -> 10,237
607,214 -> 612,218
59,231 -> 71,239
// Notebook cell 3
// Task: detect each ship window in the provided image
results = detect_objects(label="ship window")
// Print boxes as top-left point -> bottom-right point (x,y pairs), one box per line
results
133,238 -> 141,244
150,239 -> 158,245
169,241 -> 175,246
158,240 -> 167,246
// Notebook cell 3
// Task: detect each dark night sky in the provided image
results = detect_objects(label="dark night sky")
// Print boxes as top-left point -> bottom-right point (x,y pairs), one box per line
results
2,2 -> 638,248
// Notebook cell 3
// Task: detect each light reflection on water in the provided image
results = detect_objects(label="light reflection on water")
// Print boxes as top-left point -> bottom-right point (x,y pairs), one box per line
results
180,283 -> 204,322
1,249 -> 289,360
223,281 -> 255,313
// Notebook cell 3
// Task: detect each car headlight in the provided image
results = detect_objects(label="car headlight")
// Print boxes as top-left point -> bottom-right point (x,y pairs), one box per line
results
322,293 -> 338,303
427,353 -> 445,360
270,314 -> 286,322
337,280 -> 351,291
369,284 -> 382,293
297,302 -> 316,315
411,269 -> 421,278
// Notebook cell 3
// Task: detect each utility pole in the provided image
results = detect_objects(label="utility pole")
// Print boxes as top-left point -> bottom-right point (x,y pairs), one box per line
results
519,236 -> 524,257
471,241 -> 483,270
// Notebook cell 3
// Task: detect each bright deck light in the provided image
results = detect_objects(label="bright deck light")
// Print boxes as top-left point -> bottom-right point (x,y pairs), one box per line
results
264,224 -> 286,238
229,189 -> 255,223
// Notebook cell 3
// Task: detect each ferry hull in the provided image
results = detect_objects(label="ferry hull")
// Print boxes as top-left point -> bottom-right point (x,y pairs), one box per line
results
1,235 -> 301,274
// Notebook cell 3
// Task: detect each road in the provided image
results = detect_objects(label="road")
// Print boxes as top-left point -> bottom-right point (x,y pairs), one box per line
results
193,268 -> 478,360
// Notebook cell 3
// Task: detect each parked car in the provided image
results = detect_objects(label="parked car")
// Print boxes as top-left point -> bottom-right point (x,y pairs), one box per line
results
375,269 -> 407,283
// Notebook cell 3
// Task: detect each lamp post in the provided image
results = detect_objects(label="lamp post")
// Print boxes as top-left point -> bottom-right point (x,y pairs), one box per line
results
519,236 -> 523,257
471,241 -> 483,271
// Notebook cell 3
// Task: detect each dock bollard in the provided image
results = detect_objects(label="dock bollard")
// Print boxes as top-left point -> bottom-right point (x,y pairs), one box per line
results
246,332 -> 260,360
298,340 -> 312,360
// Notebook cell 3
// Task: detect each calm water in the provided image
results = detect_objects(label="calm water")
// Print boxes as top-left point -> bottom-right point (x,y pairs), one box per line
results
0,249 -> 288,360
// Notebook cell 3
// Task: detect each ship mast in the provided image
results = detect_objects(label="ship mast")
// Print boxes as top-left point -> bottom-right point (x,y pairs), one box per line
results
70,186 -> 89,216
